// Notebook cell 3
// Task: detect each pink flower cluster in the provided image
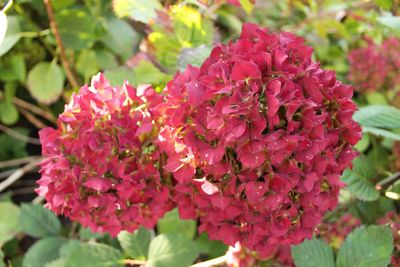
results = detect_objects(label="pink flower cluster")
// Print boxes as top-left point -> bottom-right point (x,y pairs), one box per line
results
348,37 -> 400,92
36,74 -> 172,236
159,23 -> 361,256
225,0 -> 255,7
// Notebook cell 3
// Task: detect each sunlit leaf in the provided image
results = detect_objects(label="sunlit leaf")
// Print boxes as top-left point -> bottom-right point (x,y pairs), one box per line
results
0,16 -> 21,56
0,201 -> 20,246
292,238 -> 335,267
113,0 -> 162,24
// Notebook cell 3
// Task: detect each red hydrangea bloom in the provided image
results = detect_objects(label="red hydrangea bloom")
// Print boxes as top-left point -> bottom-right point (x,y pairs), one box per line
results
378,211 -> 400,266
36,73 -> 172,236
158,23 -> 361,256
348,37 -> 400,92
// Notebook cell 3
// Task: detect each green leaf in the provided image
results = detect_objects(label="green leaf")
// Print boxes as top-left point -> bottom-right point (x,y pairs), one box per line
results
147,233 -> 199,267
365,92 -> 388,105
157,209 -> 196,239
19,204 -> 61,238
104,66 -> 136,86
0,16 -> 21,56
0,101 -> 18,125
55,9 -> 96,50
239,0 -> 254,14
133,61 -> 171,89
291,238 -> 335,267
374,0 -> 393,9
0,128 -> 28,160
354,133 -> 369,152
0,11 -> 7,48
22,237 -> 66,267
27,62 -> 65,104
178,45 -> 211,72
0,250 -> 5,267
76,49 -> 98,83
78,227 -> 106,240
377,15 -> 400,32
44,258 -> 66,267
113,0 -> 162,24
362,126 -> 400,141
0,201 -> 20,246
341,156 -> 379,201
64,242 -> 123,267
194,233 -> 228,259
118,227 -> 153,260
95,50 -> 118,69
101,18 -> 140,61
337,225 -> 393,267
353,105 -> 400,129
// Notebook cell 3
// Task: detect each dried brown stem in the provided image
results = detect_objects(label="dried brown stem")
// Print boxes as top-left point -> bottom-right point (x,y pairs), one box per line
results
19,108 -> 47,129
0,156 -> 41,169
0,124 -> 41,145
43,0 -> 80,88
0,160 -> 40,192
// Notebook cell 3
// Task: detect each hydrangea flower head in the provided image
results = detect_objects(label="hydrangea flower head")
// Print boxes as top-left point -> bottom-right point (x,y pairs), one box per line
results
159,23 -> 361,256
36,73 -> 172,236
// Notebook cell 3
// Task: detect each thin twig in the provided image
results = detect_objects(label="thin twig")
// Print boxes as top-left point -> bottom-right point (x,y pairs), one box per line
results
376,172 -> 400,190
0,169 -> 16,179
19,108 -> 47,129
191,255 -> 227,267
0,160 -> 40,192
0,156 -> 41,169
43,0 -> 80,88
0,124 -> 41,145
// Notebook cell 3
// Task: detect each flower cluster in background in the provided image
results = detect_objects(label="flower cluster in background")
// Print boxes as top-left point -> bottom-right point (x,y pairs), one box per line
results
348,37 -> 400,94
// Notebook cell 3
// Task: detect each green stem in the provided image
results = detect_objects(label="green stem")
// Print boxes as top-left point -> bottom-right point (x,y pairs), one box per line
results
1,0 -> 13,13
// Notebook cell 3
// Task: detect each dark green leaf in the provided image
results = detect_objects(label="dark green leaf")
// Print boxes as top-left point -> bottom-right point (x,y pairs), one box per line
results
195,233 -> 228,259
27,62 -> 65,104
79,227 -> 106,240
0,16 -> 21,56
64,242 -> 123,267
0,201 -> 20,246
19,204 -> 61,238
147,233 -> 199,267
101,18 -> 140,61
341,156 -> 379,201
113,0 -> 162,23
336,225 -> 393,267
157,209 -> 196,239
118,227 -> 153,260
55,9 -> 96,50
291,238 -> 335,267
353,105 -> 400,129
22,237 -> 66,267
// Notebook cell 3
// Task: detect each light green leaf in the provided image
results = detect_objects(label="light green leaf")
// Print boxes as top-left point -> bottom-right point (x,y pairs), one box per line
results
95,50 -> 118,69
374,0 -> 393,10
78,227 -> 106,240
337,225 -> 393,267
0,11 -> 7,47
147,233 -> 199,267
101,18 -> 140,61
118,227 -> 153,260
113,0 -> 162,23
23,237 -> 66,267
44,258 -> 66,267
0,101 -> 18,125
341,156 -> 380,201
0,16 -> 21,56
76,49 -> 98,83
19,204 -> 61,238
291,238 -> 335,267
377,15 -> 400,32
178,45 -> 211,72
0,54 -> 26,81
239,0 -> 254,14
64,242 -> 123,267
354,133 -> 369,152
134,61 -> 171,89
0,250 -> 5,267
0,201 -> 20,246
55,9 -> 96,50
104,66 -> 136,86
365,92 -> 388,105
353,105 -> 400,129
157,209 -> 196,239
362,127 -> 400,141
27,62 -> 65,104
